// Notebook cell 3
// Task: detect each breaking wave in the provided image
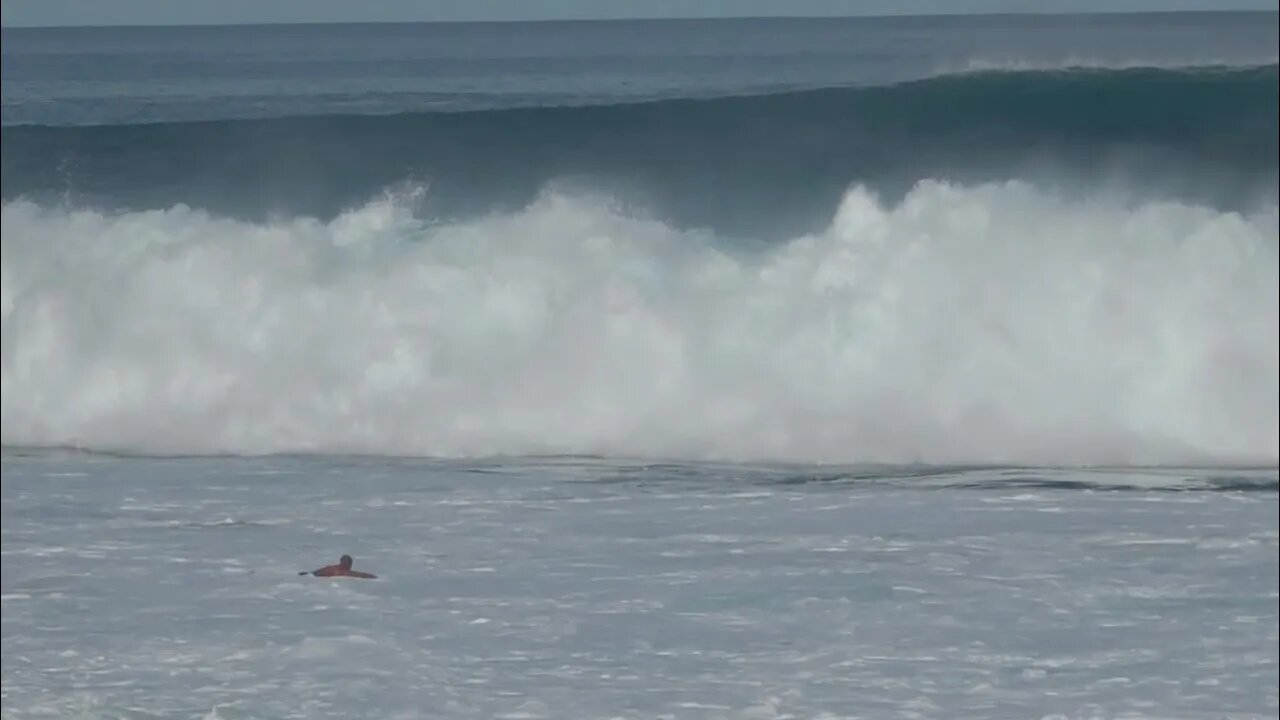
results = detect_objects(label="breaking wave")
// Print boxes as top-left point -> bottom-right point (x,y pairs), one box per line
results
3,180 -> 1276,464
3,65 -> 1276,237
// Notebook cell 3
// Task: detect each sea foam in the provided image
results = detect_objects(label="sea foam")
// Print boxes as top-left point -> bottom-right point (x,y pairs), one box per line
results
2,181 -> 1276,464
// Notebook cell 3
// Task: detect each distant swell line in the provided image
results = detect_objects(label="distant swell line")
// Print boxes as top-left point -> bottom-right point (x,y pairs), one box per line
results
2,64 -> 1275,235
3,61 -> 1277,130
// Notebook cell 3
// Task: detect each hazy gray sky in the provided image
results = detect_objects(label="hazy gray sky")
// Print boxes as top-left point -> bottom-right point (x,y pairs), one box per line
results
2,0 -> 1276,27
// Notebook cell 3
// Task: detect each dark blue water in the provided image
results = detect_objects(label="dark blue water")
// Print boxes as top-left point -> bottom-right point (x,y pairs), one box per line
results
3,13 -> 1278,237
4,13 -> 1277,126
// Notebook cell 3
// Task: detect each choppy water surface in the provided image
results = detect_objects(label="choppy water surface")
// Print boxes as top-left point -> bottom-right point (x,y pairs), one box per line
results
2,454 -> 1276,719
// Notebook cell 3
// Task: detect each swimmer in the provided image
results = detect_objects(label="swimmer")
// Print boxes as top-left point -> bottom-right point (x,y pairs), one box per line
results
299,554 -> 377,579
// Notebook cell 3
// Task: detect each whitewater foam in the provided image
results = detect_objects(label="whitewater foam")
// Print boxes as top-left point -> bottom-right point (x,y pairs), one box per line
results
942,57 -> 1280,75
2,181 -> 1276,464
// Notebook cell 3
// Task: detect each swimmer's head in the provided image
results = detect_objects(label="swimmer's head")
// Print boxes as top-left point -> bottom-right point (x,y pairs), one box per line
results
340,555 -> 353,569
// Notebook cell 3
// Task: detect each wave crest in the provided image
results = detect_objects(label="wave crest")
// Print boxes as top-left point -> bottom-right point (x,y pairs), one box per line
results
3,65 -> 1275,237
3,181 -> 1276,464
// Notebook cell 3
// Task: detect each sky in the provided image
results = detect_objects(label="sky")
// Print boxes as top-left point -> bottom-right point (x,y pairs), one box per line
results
2,0 -> 1276,27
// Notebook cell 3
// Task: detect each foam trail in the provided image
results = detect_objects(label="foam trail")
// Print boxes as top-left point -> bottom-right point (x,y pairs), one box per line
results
2,181 -> 1277,464
943,57 -> 1280,74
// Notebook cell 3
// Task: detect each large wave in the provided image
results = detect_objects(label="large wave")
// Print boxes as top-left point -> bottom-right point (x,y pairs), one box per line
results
3,180 -> 1276,464
3,65 -> 1276,238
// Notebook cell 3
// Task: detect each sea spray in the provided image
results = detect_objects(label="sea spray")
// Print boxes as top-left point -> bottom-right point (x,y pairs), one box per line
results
3,180 -> 1276,463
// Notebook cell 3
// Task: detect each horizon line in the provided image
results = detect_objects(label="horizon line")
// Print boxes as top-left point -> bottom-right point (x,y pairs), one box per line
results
3,8 -> 1276,31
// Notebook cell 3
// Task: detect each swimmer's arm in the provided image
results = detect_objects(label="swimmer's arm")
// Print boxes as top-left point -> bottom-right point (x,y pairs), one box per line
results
349,571 -> 378,579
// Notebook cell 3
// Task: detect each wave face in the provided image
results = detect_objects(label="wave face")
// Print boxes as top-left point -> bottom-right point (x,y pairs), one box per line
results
3,181 -> 1277,464
3,65 -> 1277,238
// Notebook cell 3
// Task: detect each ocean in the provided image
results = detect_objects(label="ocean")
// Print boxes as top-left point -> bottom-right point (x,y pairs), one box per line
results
1,12 -> 1278,719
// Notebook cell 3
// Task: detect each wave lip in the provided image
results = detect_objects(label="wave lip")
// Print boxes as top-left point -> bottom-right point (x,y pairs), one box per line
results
2,64 -> 1276,236
3,180 -> 1277,465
